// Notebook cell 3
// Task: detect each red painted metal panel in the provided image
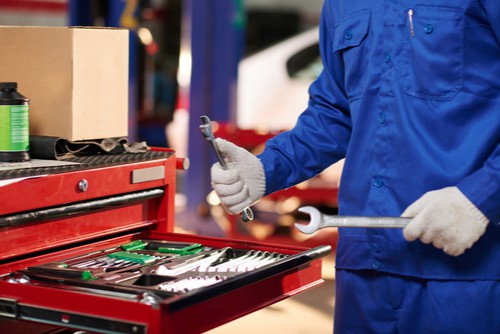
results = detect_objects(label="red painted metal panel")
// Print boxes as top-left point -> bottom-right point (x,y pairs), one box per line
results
0,0 -> 68,12
0,232 -> 327,334
0,158 -> 175,216
0,149 -> 328,333
0,150 -> 176,261
0,204 -> 157,262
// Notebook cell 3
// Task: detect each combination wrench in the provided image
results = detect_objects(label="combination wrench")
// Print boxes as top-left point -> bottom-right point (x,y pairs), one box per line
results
199,115 -> 254,222
295,206 -> 411,234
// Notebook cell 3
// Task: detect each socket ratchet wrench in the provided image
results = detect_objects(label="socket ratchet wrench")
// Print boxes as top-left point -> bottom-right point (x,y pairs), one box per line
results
199,115 -> 254,222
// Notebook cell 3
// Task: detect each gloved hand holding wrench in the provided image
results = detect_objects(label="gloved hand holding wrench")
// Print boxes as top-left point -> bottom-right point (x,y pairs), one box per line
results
201,115 -> 265,222
297,189 -> 489,257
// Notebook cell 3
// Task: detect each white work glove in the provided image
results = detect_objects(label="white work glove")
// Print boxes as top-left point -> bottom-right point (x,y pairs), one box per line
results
402,186 -> 489,256
210,138 -> 266,214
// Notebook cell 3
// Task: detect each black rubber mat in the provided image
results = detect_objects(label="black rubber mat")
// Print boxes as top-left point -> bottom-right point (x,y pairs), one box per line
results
0,150 -> 174,180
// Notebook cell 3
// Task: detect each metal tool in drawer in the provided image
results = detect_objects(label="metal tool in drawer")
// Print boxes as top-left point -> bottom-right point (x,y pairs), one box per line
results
3,239 -> 328,308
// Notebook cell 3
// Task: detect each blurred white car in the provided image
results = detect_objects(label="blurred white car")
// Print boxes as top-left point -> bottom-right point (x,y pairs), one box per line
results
236,26 -> 321,131
236,26 -> 344,192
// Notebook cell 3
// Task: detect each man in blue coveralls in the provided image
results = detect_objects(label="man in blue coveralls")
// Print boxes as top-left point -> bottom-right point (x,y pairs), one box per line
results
211,1 -> 500,333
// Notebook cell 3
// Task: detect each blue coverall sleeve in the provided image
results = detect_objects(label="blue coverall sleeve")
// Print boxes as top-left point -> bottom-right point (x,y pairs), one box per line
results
258,1 -> 353,195
457,119 -> 500,226
456,1 -> 500,225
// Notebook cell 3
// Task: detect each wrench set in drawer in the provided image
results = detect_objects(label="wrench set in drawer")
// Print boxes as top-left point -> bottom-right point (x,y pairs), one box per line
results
3,239 -> 306,307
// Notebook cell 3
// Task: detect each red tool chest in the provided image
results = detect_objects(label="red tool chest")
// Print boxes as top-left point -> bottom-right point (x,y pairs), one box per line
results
0,149 -> 330,334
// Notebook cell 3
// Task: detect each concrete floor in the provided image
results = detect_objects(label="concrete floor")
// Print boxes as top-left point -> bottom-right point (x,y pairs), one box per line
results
206,254 -> 336,334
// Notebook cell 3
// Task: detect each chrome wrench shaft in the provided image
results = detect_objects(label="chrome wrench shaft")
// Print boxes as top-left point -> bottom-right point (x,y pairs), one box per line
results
199,115 -> 254,222
295,206 -> 411,234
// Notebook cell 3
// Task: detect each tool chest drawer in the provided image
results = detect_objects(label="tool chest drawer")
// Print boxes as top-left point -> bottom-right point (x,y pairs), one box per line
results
0,149 -> 330,333
0,232 -> 330,334
0,150 -> 177,262
0,151 -> 177,216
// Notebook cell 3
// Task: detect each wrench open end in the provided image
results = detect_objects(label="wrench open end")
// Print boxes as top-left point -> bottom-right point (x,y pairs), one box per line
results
199,115 -> 213,141
295,206 -> 322,234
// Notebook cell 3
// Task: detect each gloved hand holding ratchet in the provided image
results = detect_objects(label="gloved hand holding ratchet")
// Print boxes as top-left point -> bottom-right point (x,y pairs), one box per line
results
210,138 -> 266,216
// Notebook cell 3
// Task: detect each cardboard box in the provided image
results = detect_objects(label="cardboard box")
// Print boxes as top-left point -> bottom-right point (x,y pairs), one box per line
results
0,26 -> 129,141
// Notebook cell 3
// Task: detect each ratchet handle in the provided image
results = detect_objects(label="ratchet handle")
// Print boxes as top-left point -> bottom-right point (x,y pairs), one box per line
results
215,141 -> 254,222
209,138 -> 228,169
200,115 -> 254,222
211,138 -> 254,222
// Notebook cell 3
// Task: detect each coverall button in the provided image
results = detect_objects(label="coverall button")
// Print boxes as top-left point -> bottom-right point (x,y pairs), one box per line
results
372,260 -> 384,270
371,243 -> 381,253
344,31 -> 353,40
378,112 -> 386,124
373,177 -> 383,188
424,24 -> 434,34
383,54 -> 391,63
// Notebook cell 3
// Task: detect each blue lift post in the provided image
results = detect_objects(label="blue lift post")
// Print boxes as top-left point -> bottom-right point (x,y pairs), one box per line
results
182,0 -> 245,234
69,0 -> 245,234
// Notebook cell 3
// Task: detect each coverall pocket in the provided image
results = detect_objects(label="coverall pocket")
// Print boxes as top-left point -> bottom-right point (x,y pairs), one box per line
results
332,9 -> 371,101
399,5 -> 464,101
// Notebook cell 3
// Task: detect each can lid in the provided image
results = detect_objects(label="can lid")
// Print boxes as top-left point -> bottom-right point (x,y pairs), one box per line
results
0,82 -> 17,89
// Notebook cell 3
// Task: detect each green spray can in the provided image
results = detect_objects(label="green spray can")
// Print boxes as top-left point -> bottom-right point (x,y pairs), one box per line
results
0,82 -> 30,162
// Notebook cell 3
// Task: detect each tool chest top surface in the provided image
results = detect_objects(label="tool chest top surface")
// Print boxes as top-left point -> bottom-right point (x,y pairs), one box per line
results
0,150 -> 173,180
0,150 -> 175,214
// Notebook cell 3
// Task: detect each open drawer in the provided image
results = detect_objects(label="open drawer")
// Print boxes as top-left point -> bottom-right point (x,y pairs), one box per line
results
0,231 -> 330,334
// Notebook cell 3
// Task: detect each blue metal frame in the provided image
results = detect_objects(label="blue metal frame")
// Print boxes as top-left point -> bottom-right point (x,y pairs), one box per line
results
183,0 -> 245,227
68,0 -> 93,26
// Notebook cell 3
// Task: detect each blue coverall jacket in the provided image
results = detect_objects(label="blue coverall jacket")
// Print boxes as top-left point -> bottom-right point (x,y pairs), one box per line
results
258,0 -> 500,280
